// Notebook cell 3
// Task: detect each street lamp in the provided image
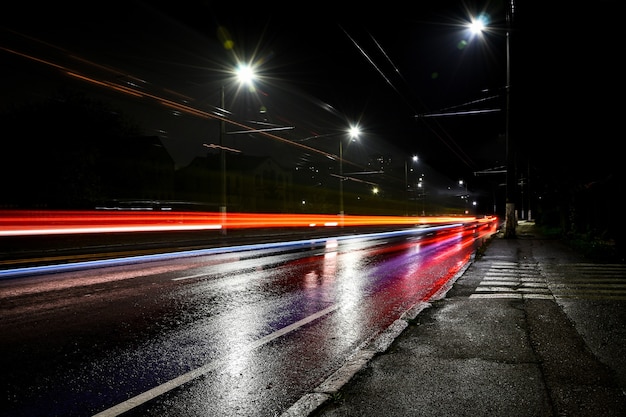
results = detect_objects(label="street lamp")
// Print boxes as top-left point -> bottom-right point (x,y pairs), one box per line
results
417,174 -> 425,216
297,125 -> 360,223
404,155 -> 418,216
339,125 -> 361,222
468,3 -> 516,237
219,64 -> 256,235
459,179 -> 468,214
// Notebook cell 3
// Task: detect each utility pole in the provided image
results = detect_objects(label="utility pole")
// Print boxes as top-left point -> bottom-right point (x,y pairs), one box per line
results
503,0 -> 517,238
220,85 -> 227,236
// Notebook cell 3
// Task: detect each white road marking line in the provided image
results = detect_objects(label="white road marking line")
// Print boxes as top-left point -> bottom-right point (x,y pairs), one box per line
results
470,263 -> 626,300
470,293 -> 553,299
92,304 -> 339,417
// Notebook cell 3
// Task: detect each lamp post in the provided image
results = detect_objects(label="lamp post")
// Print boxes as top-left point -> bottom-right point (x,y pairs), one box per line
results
339,137 -> 344,218
418,174 -> 425,216
459,179 -> 468,214
218,64 -> 256,235
339,126 -> 361,223
297,125 -> 360,224
468,2 -> 516,237
219,85 -> 227,235
503,3 -> 516,238
404,155 -> 418,216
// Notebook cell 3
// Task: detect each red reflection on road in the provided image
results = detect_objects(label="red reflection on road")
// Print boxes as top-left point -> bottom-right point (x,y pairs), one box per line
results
353,220 -> 498,326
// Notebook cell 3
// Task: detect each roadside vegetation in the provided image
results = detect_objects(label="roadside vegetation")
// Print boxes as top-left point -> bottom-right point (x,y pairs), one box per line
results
536,224 -> 624,264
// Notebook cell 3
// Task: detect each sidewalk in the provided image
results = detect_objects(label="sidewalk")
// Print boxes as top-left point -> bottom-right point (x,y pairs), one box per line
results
289,221 -> 626,417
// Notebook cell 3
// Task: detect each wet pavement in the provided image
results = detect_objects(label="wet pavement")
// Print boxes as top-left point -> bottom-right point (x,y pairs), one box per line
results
283,221 -> 626,417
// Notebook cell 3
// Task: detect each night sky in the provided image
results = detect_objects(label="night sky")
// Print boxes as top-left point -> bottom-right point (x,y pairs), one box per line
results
2,1 -> 623,198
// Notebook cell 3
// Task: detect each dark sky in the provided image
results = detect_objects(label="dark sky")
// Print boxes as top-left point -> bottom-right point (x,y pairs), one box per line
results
2,1 -> 623,189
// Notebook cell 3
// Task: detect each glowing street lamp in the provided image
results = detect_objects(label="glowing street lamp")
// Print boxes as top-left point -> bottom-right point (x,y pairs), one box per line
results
467,3 -> 516,237
297,124 -> 361,223
339,125 -> 361,221
459,179 -> 469,214
219,64 -> 256,235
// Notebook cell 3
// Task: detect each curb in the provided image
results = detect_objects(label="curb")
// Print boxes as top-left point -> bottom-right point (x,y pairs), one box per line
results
280,251 -> 477,416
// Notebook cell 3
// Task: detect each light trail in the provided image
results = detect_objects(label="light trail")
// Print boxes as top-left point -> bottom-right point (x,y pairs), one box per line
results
0,223 -> 472,280
0,210 -> 497,237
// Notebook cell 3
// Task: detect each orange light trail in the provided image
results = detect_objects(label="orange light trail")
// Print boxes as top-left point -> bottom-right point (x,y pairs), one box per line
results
0,210 -> 498,237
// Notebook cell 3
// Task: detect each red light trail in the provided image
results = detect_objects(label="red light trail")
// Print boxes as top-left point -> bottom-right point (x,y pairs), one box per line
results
0,210 -> 497,237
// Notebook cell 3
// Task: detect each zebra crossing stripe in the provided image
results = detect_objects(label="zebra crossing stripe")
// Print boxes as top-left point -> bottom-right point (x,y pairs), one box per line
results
469,262 -> 626,300
470,293 -> 553,300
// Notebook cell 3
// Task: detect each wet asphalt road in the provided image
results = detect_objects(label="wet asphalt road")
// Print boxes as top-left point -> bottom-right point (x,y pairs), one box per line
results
0,222 -> 497,416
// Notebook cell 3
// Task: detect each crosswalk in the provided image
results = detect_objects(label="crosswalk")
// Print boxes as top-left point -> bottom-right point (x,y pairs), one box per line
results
470,261 -> 626,300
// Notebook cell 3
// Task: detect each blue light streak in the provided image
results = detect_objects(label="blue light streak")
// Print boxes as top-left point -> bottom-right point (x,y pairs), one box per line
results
0,224 -> 461,280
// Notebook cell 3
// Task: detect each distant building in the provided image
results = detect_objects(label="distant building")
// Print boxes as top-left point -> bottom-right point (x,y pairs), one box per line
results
101,136 -> 176,202
175,153 -> 293,212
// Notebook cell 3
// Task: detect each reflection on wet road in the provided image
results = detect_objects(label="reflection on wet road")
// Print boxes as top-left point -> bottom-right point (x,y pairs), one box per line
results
0,221 -> 497,417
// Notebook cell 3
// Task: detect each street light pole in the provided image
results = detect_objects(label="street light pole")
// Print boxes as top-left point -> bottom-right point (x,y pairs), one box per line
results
404,155 -> 418,216
404,160 -> 408,216
459,179 -> 469,214
418,175 -> 425,216
339,138 -> 344,221
219,85 -> 227,235
339,126 -> 361,225
299,126 -> 360,224
503,1 -> 516,238
467,3 -> 516,236
215,64 -> 257,236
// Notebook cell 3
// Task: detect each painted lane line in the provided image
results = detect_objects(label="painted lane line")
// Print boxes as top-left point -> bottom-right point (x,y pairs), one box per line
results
91,304 -> 339,417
